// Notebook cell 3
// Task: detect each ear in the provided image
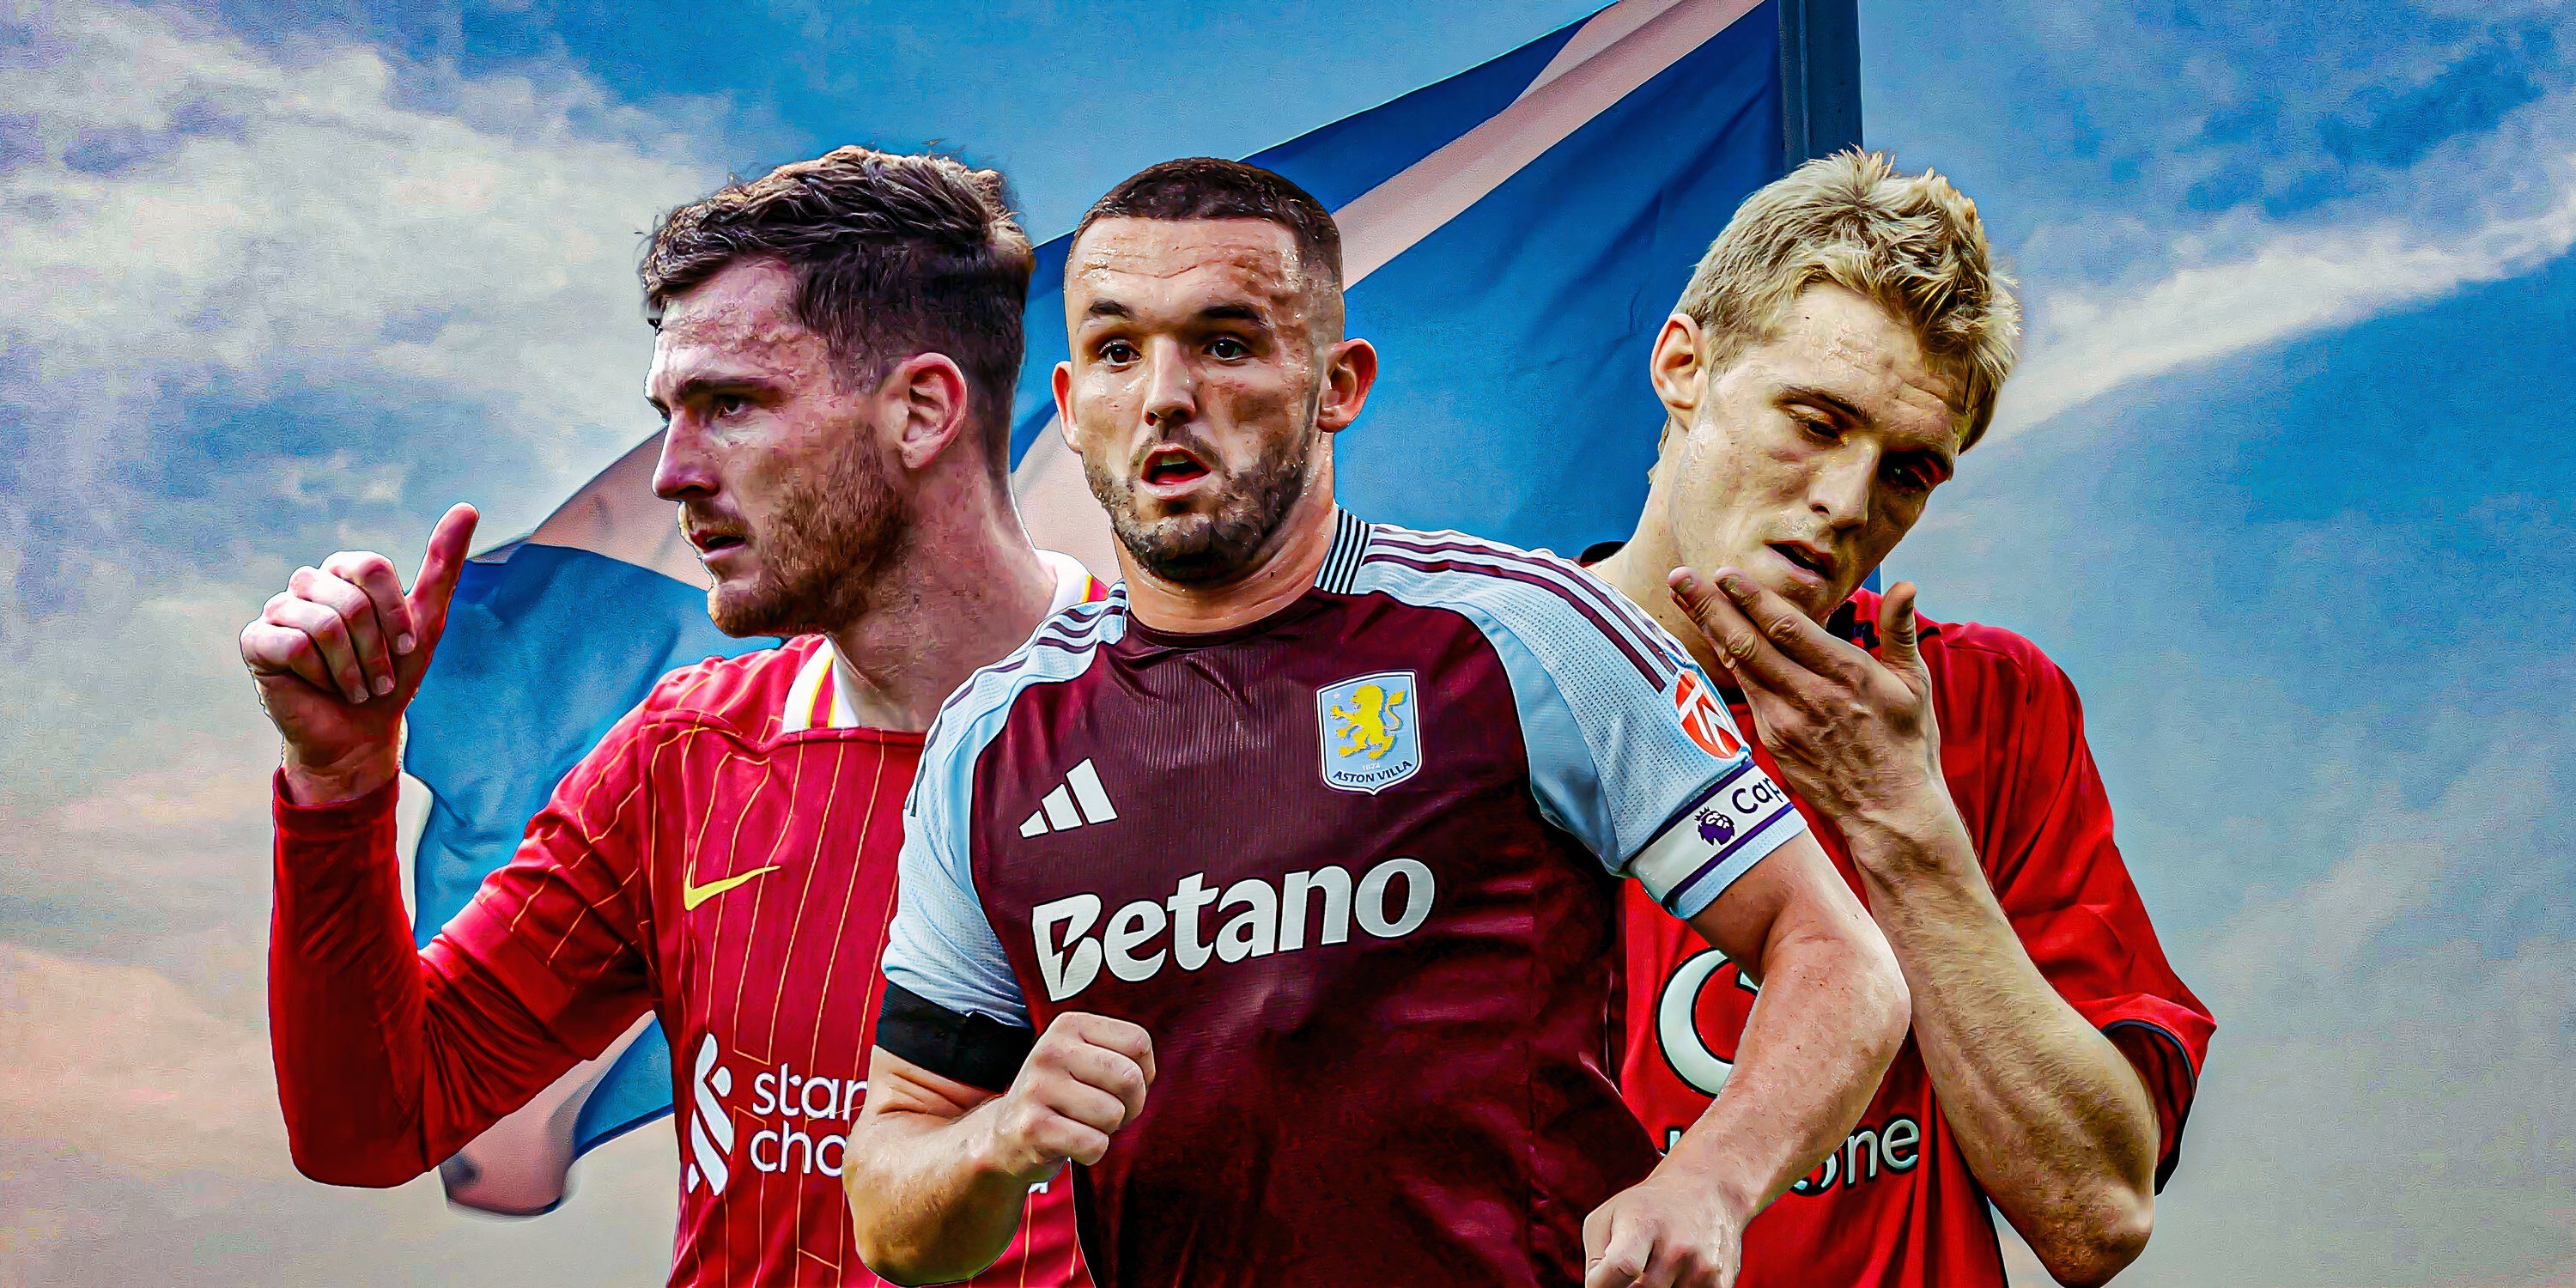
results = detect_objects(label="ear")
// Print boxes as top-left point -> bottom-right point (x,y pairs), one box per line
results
1315,337 -> 1378,434
1649,313 -> 1707,428
1051,360 -> 1078,449
884,353 -> 972,472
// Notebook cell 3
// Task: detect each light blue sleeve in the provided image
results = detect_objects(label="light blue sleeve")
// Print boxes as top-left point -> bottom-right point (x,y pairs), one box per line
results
880,705 -> 1032,1030
1353,544 -> 1807,919
880,598 -> 1128,1026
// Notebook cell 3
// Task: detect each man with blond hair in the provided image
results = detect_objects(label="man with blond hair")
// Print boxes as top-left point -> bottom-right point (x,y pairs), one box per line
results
1590,150 -> 2215,1287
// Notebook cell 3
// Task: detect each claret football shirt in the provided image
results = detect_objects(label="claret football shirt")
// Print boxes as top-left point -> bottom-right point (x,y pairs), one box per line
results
878,510 -> 1808,1287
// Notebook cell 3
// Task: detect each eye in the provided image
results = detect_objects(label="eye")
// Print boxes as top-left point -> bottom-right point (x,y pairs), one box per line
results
1792,411 -> 1838,443
1208,336 -> 1251,361
1099,339 -> 1139,365
712,393 -> 750,418
1885,459 -> 1937,495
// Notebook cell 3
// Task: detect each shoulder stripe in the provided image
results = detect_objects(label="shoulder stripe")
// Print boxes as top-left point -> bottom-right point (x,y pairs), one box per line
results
930,605 -> 1121,727
928,598 -> 1124,726
1316,508 -> 1373,594
1370,529 -> 1688,672
1361,550 -> 1670,684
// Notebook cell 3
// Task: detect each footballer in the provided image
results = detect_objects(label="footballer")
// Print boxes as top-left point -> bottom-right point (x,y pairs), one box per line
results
839,159 -> 1909,1288
246,149 -> 1097,1286
1587,151 -> 2215,1286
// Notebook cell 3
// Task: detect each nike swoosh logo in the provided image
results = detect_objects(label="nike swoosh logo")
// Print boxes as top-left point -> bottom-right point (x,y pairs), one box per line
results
682,864 -> 781,911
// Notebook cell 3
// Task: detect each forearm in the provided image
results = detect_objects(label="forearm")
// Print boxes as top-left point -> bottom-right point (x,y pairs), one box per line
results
269,775 -> 445,1183
1660,913 -> 1908,1215
269,778 -> 575,1185
1849,812 -> 2159,1281
844,1098 -> 1037,1285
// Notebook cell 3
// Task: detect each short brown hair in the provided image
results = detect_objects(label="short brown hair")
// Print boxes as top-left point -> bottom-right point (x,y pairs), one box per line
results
1677,149 -> 2020,451
641,146 -> 1036,477
1072,158 -> 1343,298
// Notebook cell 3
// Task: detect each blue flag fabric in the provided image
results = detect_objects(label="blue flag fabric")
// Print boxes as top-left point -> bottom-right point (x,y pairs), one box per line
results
405,0 -> 1806,1214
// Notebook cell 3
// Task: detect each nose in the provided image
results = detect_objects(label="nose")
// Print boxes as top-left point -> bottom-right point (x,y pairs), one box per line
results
1807,442 -> 1876,532
652,416 -> 719,502
1141,338 -> 1196,430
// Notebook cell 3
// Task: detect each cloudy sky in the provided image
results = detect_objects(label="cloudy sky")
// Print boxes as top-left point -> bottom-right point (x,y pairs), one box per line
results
3,1 -> 2570,1285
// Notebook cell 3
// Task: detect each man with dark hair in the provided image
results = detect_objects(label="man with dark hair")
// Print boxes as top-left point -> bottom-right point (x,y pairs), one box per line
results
840,158 -> 1908,1288
248,146 -> 1097,1286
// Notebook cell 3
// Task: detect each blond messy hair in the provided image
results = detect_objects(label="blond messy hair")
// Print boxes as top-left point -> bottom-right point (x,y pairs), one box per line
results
1675,149 -> 2020,451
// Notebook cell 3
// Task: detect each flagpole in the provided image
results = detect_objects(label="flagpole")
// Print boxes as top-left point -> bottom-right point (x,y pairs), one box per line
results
1777,0 -> 1862,165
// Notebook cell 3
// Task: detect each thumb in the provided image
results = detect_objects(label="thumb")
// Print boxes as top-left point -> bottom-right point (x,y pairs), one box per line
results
407,503 -> 480,647
1583,1211 -> 1650,1288
1879,581 -> 1927,682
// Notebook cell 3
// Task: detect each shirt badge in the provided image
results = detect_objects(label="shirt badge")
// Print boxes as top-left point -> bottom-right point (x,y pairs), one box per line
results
1672,671 -> 1747,761
1318,670 -> 1423,794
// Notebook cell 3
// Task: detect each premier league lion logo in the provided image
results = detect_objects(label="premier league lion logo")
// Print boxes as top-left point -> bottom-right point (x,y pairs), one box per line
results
1319,671 -> 1423,793
1696,807 -> 1737,845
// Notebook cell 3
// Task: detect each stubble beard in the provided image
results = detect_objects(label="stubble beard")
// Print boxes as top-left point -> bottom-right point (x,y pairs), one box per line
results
704,440 -> 910,640
1086,423 -> 1314,586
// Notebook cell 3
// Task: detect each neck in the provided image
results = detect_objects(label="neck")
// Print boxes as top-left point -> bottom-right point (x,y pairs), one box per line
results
823,477 -> 1056,732
1118,476 -> 1340,635
1593,482 -> 1732,685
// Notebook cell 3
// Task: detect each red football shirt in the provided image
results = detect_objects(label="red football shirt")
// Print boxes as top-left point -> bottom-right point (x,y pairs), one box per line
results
270,562 -> 1103,1287
1614,587 -> 2215,1287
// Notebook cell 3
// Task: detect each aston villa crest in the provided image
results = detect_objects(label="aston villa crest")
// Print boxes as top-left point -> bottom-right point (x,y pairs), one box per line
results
1317,671 -> 1422,794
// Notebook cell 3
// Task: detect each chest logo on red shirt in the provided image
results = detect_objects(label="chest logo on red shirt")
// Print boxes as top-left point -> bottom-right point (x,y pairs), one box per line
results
1672,671 -> 1745,760
681,859 -> 781,911
683,1032 -> 872,1194
1318,671 -> 1422,793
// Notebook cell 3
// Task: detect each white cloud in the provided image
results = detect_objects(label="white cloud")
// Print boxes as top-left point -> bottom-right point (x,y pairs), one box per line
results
1989,82 -> 2576,443
0,0 -> 720,526
0,944 -> 283,1181
2123,714 -> 2576,1287
3,1126 -> 679,1288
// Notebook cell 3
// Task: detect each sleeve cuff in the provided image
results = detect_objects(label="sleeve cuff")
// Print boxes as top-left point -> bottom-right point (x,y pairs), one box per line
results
272,769 -> 401,837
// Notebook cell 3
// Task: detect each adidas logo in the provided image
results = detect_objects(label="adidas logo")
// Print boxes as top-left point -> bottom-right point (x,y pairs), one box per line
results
1019,758 -> 1119,836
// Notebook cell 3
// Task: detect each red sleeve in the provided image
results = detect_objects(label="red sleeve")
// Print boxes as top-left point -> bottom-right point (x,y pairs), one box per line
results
1965,638 -> 2216,1189
268,710 -> 654,1188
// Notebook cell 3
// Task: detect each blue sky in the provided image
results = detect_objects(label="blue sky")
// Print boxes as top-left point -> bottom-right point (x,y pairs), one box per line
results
2,2 -> 2569,1285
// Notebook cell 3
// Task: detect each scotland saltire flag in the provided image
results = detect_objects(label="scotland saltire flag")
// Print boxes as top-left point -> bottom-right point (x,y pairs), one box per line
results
404,0 -> 1857,1215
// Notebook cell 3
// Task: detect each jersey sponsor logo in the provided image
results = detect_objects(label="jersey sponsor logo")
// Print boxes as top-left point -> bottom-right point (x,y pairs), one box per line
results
1657,1112 -> 1923,1196
1672,671 -> 1745,761
681,860 -> 781,911
1030,857 -> 1438,1001
683,1031 -> 875,1189
1787,1113 -> 1924,1194
683,1034 -> 736,1194
1318,671 -> 1422,793
1018,757 -> 1120,837
1653,957 -> 1924,1197
1656,948 -> 1760,1096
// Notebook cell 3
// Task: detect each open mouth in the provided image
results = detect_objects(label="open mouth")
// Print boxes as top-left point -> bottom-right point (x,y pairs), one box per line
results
1767,541 -> 1835,581
1140,445 -> 1212,489
688,529 -> 749,557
